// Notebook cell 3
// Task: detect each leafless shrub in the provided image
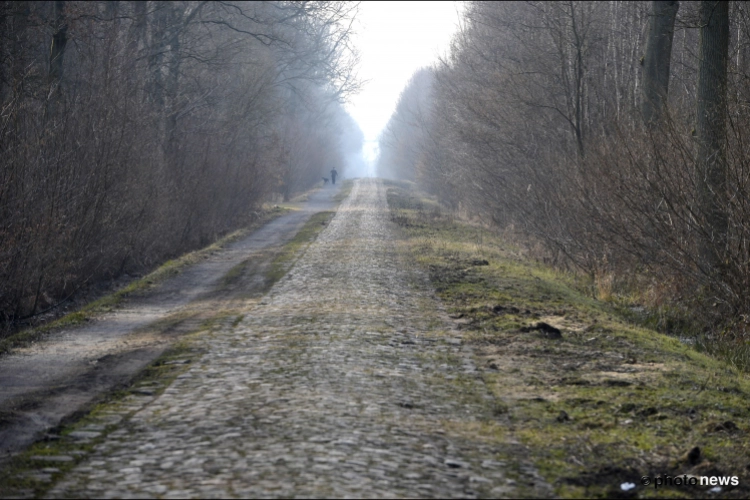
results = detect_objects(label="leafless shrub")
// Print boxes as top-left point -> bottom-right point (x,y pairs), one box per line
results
378,1 -> 750,340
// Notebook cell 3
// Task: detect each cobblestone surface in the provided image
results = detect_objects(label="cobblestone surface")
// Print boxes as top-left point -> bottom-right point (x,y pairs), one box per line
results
45,179 -> 551,498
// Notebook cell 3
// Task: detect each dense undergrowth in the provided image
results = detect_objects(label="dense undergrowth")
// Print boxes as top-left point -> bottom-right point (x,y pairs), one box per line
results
387,179 -> 750,498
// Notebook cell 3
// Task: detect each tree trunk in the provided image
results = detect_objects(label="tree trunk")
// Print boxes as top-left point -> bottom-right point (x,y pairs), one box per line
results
5,2 -> 31,101
165,21 -> 181,150
696,0 -> 729,274
48,1 -> 67,91
128,1 -> 147,62
641,1 -> 678,126
147,4 -> 167,108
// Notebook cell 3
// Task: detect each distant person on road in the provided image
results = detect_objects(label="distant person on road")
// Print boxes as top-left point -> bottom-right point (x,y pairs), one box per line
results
330,167 -> 338,185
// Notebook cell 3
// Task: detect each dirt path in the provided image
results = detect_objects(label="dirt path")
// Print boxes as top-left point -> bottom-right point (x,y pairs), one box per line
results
0,184 -> 342,462
30,179 -> 551,498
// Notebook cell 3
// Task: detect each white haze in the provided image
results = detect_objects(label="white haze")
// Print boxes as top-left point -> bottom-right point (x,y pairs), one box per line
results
345,1 -> 464,177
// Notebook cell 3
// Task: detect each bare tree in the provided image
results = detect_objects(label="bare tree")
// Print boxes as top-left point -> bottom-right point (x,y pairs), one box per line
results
377,68 -> 433,181
379,0 -> 750,331
0,1 -> 363,329
641,1 -> 679,125
696,0 -> 729,275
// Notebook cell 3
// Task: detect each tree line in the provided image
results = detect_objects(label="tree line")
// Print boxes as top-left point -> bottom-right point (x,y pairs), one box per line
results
0,1 -> 361,330
379,1 -> 750,337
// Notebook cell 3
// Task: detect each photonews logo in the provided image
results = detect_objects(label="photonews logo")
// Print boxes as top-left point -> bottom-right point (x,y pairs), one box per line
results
640,474 -> 739,489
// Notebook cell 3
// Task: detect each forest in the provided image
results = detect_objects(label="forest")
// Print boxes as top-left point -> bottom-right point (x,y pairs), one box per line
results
0,1 -> 362,330
378,0 -> 750,359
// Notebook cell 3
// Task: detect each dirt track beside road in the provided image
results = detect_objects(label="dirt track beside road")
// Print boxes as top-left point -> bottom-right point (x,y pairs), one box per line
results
0,184 -> 342,463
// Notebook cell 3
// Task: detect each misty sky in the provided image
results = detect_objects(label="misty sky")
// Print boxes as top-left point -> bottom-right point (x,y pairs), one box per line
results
345,1 -> 463,172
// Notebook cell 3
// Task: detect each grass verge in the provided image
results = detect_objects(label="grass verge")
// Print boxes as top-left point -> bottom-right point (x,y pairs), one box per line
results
386,179 -> 750,499
333,179 -> 354,203
266,211 -> 336,286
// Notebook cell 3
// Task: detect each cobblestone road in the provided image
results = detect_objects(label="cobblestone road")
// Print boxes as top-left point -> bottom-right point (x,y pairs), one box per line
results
44,179 -> 550,498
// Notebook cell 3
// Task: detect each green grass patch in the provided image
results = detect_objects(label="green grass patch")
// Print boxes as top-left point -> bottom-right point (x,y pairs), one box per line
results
333,179 -> 354,203
265,211 -> 336,287
232,314 -> 245,328
387,179 -> 750,498
221,260 -> 250,288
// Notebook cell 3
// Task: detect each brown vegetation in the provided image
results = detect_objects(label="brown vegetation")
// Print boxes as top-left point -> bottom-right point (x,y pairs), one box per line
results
378,1 -> 750,351
0,1 -> 362,331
